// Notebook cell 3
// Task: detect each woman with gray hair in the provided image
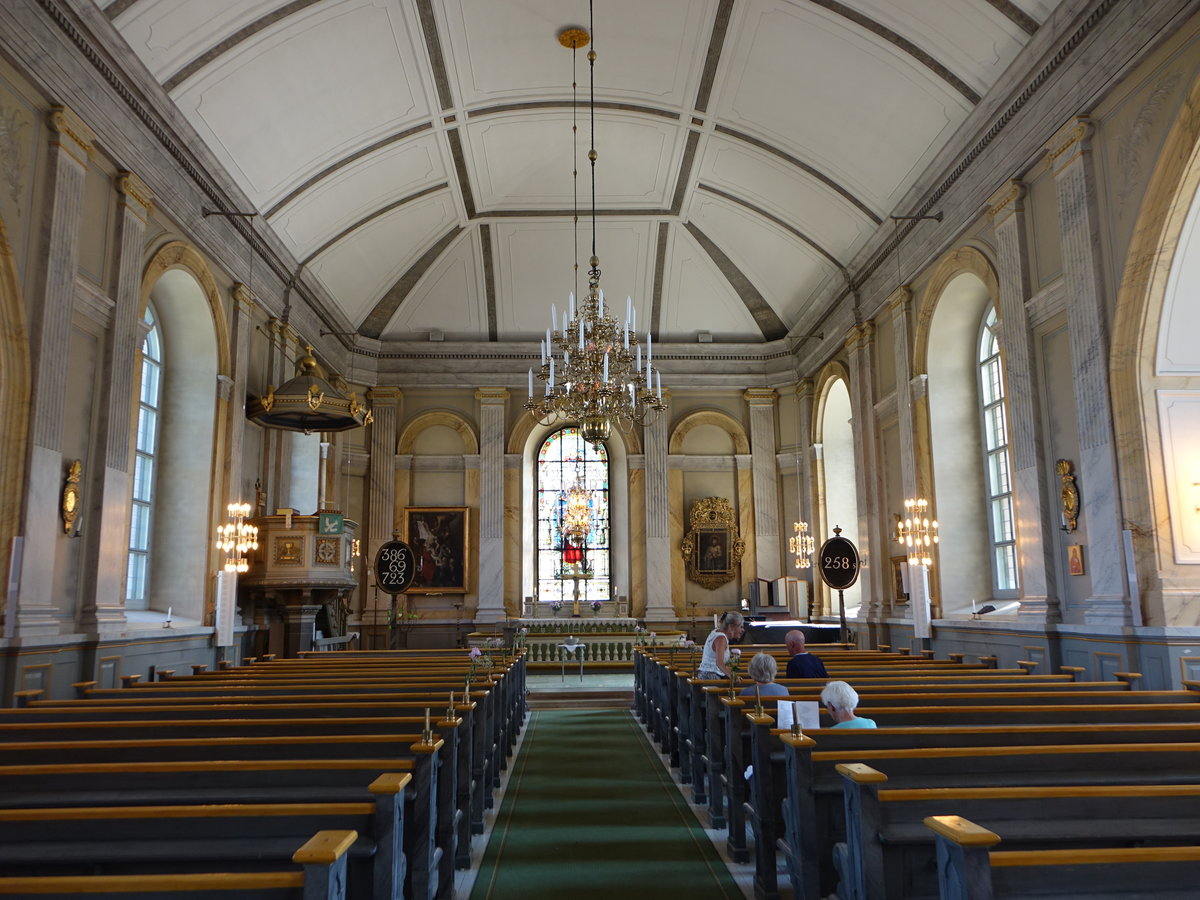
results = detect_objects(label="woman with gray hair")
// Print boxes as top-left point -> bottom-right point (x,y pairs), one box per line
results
820,680 -> 877,729
740,652 -> 788,697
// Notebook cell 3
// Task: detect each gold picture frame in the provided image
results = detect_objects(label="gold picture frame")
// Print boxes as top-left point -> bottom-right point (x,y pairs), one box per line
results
681,497 -> 745,590
405,507 -> 470,594
274,537 -> 303,566
314,537 -> 340,566
891,556 -> 909,604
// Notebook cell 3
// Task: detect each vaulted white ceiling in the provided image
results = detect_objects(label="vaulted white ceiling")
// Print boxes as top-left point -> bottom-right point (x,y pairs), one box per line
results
99,0 -> 1054,344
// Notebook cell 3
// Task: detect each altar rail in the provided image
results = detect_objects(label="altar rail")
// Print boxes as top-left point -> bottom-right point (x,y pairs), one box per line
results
470,629 -> 687,667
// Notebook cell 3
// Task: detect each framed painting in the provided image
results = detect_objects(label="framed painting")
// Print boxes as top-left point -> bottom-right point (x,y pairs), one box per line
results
681,497 -> 745,591
891,556 -> 909,603
405,507 -> 470,593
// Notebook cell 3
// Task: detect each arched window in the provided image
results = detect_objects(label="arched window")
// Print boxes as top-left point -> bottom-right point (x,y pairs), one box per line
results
126,306 -> 161,608
978,305 -> 1018,593
536,427 -> 610,607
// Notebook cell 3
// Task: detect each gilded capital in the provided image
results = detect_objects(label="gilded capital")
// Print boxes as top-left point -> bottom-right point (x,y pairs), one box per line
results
986,180 -> 1026,225
1045,117 -> 1093,173
886,285 -> 913,315
843,320 -> 875,353
743,387 -> 777,407
475,387 -> 509,404
794,378 -> 814,401
116,171 -> 155,219
232,282 -> 254,312
366,386 -> 402,404
46,106 -> 94,166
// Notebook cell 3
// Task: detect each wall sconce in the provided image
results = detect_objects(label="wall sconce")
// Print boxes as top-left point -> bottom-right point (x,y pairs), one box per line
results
897,497 -> 939,567
350,538 -> 361,574
216,502 -> 258,573
789,520 -> 815,568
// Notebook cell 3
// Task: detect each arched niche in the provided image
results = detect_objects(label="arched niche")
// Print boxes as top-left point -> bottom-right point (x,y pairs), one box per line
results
398,411 -> 479,456
0,212 -> 30,614
913,246 -> 1000,377
137,241 -> 228,618
668,410 -> 751,455
1111,68 -> 1200,626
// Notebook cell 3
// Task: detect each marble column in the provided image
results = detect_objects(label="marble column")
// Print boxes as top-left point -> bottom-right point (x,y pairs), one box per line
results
987,180 -> 1059,622
475,388 -> 507,624
845,321 -> 886,621
1046,118 -> 1130,624
887,287 -> 917,621
794,379 -> 816,613
364,387 -> 400,629
18,107 -> 94,636
745,389 -> 781,582
643,402 -> 675,623
77,172 -> 153,633
224,285 -> 254,506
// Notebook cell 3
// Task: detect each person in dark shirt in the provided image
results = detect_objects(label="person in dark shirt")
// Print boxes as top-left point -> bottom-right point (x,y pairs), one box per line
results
785,630 -> 829,679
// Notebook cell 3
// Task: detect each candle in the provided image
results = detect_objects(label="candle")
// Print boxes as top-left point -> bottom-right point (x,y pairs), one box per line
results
424,707 -> 431,733
540,339 -> 546,366
632,305 -> 636,333
603,352 -> 609,383
972,598 -> 977,613
624,326 -> 629,350
569,291 -> 575,320
598,289 -> 603,317
527,368 -> 533,398
166,607 -> 171,620
656,370 -> 662,399
636,344 -> 642,373
552,303 -> 557,333
647,331 -> 652,365
793,700 -> 802,736
626,296 -> 632,326
546,327 -> 551,351
549,358 -> 555,388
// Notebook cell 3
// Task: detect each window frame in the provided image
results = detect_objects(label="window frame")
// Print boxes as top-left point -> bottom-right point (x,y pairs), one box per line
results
977,305 -> 1020,596
126,306 -> 162,608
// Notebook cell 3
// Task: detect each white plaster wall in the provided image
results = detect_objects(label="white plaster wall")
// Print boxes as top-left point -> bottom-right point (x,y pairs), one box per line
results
822,379 -> 861,614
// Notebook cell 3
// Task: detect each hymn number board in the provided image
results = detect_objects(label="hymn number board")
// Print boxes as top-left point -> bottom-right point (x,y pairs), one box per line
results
818,532 -> 860,590
374,540 -> 417,595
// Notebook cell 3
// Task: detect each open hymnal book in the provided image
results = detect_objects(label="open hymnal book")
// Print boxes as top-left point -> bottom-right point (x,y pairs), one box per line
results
774,699 -> 821,732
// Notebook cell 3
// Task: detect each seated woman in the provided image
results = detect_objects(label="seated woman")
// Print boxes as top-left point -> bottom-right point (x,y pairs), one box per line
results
820,680 -> 877,729
697,610 -> 745,680
740,652 -> 789,698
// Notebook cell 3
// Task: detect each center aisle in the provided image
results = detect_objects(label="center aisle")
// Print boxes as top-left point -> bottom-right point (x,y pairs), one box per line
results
469,708 -> 744,899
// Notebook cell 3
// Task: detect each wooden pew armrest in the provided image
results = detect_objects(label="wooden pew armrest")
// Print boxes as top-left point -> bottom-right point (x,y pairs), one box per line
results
292,829 -> 358,864
924,815 -> 1001,848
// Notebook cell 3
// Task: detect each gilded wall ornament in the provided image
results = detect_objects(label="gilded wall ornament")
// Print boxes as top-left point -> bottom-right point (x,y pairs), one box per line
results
1057,458 -> 1080,532
61,459 -> 81,535
681,497 -> 745,590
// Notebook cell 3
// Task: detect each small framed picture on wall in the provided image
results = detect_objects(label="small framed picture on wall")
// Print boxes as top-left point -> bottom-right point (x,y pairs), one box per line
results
1067,544 -> 1085,576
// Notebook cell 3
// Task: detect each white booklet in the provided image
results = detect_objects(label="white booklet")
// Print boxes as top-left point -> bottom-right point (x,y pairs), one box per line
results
775,699 -> 821,732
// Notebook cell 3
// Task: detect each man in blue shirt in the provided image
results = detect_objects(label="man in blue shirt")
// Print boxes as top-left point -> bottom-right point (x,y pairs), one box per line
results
785,630 -> 829,679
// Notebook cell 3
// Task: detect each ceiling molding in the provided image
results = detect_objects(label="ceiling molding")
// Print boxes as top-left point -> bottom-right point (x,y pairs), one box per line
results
807,0 -> 980,105
693,0 -> 734,114
359,225 -> 464,339
161,0 -> 326,92
684,222 -> 787,342
714,124 -> 881,225
445,127 -> 476,218
651,221 -> 669,336
984,0 -> 1040,36
467,99 -> 680,121
300,183 -> 450,267
671,130 -> 701,216
264,121 -> 436,219
480,224 -> 498,341
415,0 -> 454,111
697,183 -> 845,271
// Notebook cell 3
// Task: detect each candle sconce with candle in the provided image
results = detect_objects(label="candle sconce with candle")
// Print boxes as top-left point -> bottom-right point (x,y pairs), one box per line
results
1057,459 -> 1080,532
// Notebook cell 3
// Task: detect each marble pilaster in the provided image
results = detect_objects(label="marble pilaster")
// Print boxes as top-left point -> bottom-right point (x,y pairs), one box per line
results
845,321 -> 886,620
629,457 -> 647,618
988,180 -> 1058,622
364,388 -> 400,627
18,107 -> 94,636
1046,118 -> 1130,624
474,388 -> 507,623
888,287 -> 918,619
77,172 -> 152,633
745,388 -> 781,582
503,455 -> 522,616
643,403 -> 674,622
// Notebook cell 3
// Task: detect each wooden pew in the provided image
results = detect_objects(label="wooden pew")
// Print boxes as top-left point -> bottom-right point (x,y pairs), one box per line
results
0,734 -> 444,900
775,735 -> 1200,900
0,829 -> 357,899
926,815 -> 1200,899
0,778 -> 407,900
837,765 -> 1200,900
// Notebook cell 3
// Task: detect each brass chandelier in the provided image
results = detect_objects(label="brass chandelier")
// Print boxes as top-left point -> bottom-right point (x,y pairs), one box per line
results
525,3 -> 665,449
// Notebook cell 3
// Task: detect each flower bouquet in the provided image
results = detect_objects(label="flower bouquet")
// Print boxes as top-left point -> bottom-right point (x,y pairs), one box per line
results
550,600 -> 563,617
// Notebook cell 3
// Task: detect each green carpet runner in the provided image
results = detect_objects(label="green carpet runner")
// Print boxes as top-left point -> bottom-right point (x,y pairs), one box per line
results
470,708 -> 742,899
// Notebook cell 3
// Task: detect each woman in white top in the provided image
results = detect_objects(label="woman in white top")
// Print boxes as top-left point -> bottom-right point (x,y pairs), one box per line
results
697,611 -> 745,680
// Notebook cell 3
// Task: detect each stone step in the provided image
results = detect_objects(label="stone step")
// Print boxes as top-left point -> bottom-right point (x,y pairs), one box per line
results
527,690 -> 634,710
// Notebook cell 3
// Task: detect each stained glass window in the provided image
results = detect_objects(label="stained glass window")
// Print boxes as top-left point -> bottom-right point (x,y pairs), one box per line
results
536,427 -> 610,607
978,305 -> 1019,593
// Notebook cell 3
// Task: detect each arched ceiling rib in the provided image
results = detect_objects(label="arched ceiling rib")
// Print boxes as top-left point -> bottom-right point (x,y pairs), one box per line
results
103,0 -> 1052,344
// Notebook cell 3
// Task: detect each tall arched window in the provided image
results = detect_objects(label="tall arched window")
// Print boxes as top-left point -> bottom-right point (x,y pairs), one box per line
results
536,427 -> 610,607
978,305 -> 1018,593
126,306 -> 161,608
